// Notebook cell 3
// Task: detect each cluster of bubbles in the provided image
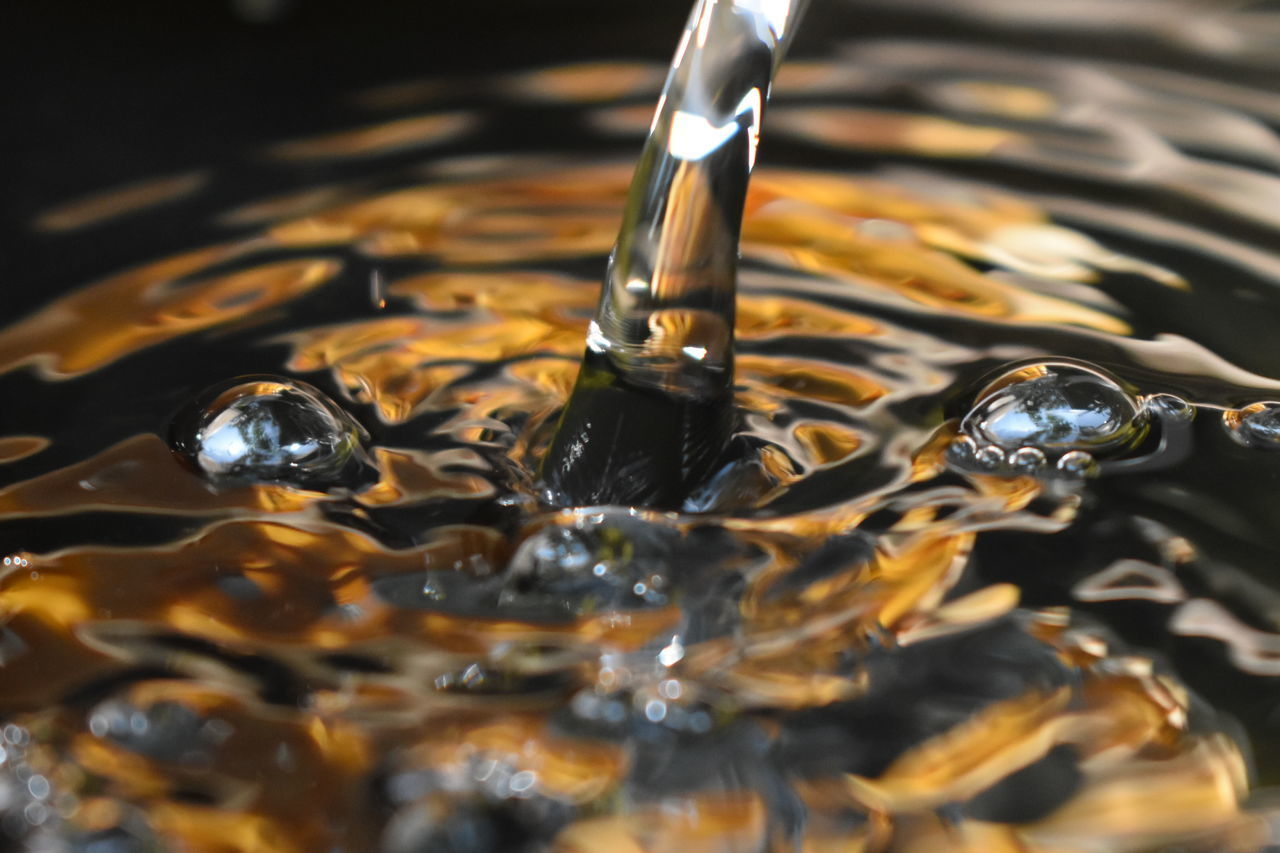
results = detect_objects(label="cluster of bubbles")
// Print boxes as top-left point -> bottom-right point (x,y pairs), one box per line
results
87,698 -> 235,769
0,725 -> 53,840
0,722 -> 157,852
380,759 -> 575,853
498,510 -> 680,615
371,507 -> 751,651
946,360 -> 1195,479
567,677 -> 715,736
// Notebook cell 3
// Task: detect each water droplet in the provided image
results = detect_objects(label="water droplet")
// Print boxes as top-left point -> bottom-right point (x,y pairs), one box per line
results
171,376 -> 375,490
459,663 -> 485,688
962,361 -> 1145,456
372,567 -> 497,615
658,637 -> 686,667
1057,450 -> 1098,477
1223,402 -> 1280,449
1009,446 -> 1048,473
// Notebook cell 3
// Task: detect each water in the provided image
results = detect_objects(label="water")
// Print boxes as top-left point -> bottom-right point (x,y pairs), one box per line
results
5,0 -> 1280,850
541,0 -> 807,508
171,377 -> 377,489
1225,401 -> 1280,450
946,360 -> 1195,478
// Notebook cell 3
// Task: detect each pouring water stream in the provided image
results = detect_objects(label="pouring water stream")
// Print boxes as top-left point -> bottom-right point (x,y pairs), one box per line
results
541,0 -> 810,508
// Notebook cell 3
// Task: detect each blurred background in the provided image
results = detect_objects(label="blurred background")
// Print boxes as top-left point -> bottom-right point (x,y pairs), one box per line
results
3,0 -> 700,319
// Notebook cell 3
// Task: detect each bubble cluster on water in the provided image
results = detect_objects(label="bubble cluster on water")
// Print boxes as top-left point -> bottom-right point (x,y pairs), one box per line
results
0,705 -> 206,850
380,755 -> 576,853
0,726 -> 40,834
87,698 -> 234,767
498,508 -> 680,615
567,680 -> 717,737
949,360 -> 1195,479
0,723 -> 101,851
373,508 -> 753,650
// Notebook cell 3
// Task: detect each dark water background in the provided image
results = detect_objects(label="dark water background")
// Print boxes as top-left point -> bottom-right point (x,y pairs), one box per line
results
3,0 -> 689,319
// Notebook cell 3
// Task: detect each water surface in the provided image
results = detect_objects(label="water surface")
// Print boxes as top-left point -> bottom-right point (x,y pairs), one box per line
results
4,1 -> 1280,850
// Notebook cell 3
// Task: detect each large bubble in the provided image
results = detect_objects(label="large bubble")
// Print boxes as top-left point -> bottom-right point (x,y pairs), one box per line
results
962,361 -> 1145,454
171,376 -> 375,490
950,361 -> 1153,477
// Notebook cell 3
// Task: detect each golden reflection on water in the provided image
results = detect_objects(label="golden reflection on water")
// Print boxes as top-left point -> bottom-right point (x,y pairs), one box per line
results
0,157 -> 1166,389
268,112 -> 478,161
34,172 -> 209,233
0,437 -> 49,465
0,255 -> 339,379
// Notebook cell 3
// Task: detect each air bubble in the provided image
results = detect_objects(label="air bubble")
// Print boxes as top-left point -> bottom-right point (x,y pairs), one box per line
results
962,361 -> 1145,456
171,376 -> 375,490
1009,446 -> 1048,473
1144,393 -> 1195,423
974,444 -> 1006,471
1223,402 -> 1280,450
945,434 -> 978,467
88,698 -> 231,765
25,775 -> 49,801
1057,450 -> 1098,478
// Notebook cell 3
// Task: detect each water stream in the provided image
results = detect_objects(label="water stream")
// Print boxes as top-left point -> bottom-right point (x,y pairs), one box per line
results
542,0 -> 807,509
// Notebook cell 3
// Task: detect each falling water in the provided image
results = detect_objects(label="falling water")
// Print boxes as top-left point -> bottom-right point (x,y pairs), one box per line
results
541,0 -> 809,508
